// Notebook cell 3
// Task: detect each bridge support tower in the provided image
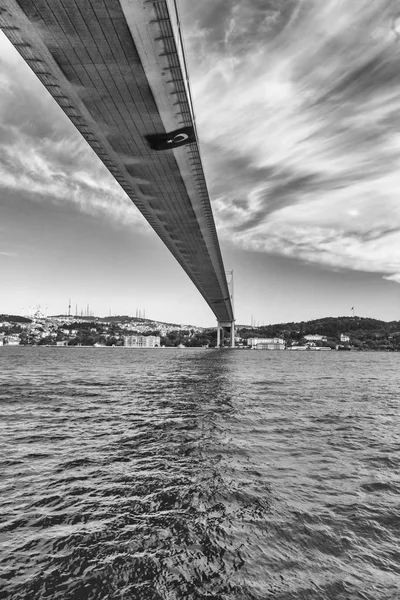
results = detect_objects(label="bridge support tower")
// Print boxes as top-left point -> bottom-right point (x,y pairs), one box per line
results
217,321 -> 235,348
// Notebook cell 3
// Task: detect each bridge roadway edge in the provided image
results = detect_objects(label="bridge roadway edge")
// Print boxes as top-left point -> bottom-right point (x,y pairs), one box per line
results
0,0 -> 235,326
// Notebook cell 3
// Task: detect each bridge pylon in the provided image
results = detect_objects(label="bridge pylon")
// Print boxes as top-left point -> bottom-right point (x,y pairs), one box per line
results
215,269 -> 235,348
216,321 -> 235,348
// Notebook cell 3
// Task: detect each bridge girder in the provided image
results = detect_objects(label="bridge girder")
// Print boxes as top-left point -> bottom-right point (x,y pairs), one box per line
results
0,0 -> 234,323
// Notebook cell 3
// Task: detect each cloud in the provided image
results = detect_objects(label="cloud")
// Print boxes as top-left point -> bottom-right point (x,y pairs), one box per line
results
0,251 -> 17,257
180,0 -> 400,282
2,3 -> 400,285
384,273 -> 400,284
0,33 -> 145,230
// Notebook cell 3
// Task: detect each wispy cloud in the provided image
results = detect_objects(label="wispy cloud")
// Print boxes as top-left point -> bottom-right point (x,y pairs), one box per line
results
2,3 -> 400,284
0,251 -> 17,257
384,273 -> 400,284
0,34 -> 145,229
181,0 -> 400,282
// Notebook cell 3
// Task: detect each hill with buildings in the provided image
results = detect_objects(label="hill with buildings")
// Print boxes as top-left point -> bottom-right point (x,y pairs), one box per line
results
0,314 -> 399,350
239,316 -> 400,350
0,313 -> 204,347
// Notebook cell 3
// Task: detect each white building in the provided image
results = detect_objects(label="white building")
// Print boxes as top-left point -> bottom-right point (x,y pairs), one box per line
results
124,335 -> 161,348
340,334 -> 350,343
304,334 -> 328,343
4,335 -> 20,346
247,337 -> 285,350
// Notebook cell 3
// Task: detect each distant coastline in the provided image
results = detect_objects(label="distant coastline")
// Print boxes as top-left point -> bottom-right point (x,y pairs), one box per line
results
1,314 -> 399,351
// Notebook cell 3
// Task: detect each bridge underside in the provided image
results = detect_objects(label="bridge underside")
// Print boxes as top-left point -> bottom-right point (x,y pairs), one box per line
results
0,0 -> 234,323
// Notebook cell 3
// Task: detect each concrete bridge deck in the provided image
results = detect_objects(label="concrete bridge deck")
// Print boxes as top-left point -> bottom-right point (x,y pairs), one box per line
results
0,0 -> 234,325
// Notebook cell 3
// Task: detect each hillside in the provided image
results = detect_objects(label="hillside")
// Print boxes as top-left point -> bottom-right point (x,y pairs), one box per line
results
0,314 -> 32,323
49,314 -> 190,328
2,314 -> 400,349
238,316 -> 400,350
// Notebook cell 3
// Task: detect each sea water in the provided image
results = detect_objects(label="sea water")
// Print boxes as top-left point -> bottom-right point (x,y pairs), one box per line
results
1,348 -> 399,599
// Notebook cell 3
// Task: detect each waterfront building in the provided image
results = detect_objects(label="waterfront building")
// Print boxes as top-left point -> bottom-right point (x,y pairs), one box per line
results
340,333 -> 350,343
247,338 -> 285,350
124,335 -> 161,348
4,335 -> 21,346
304,334 -> 328,343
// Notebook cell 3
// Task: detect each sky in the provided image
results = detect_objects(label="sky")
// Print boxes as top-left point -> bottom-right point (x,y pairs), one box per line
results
1,0 -> 400,326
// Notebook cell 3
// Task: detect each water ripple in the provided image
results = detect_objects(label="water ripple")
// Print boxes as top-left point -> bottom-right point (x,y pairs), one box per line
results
0,348 -> 399,599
